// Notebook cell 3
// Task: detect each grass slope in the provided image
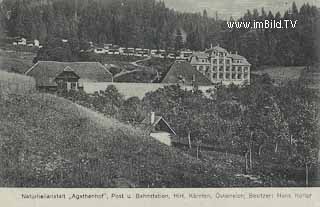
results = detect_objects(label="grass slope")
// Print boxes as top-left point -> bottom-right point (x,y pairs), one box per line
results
0,70 -> 35,97
0,91 -> 278,188
0,48 -> 36,73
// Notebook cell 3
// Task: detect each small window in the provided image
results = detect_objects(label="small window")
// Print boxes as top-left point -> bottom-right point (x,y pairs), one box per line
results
219,73 -> 223,79
237,74 -> 242,80
225,73 -> 230,79
232,74 -> 236,79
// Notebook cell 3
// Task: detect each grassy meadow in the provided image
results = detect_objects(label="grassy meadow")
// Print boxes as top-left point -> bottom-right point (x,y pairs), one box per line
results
0,70 -> 36,97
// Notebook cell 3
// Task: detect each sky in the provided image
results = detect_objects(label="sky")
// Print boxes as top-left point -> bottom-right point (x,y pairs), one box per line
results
163,0 -> 320,19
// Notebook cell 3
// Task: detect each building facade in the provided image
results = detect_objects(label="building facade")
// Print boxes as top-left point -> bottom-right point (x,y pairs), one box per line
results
189,45 -> 251,85
55,66 -> 81,92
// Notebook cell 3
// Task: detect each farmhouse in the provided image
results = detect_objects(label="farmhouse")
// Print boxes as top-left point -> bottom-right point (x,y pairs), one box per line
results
161,62 -> 213,86
25,61 -> 113,92
141,112 -> 176,146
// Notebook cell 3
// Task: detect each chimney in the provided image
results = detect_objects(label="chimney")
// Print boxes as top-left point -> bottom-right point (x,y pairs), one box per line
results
235,51 -> 238,55
151,112 -> 155,124
210,43 -> 213,49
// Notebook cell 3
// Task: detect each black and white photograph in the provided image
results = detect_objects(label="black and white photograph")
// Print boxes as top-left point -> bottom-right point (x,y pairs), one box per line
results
0,0 -> 319,189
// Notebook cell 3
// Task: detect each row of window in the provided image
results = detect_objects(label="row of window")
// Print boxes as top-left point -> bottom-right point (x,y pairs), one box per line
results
212,52 -> 227,57
199,58 -> 243,65
195,65 -> 249,72
212,73 -> 249,80
57,81 -> 79,90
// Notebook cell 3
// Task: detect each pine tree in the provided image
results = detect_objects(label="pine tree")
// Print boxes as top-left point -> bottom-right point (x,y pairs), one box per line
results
174,29 -> 183,50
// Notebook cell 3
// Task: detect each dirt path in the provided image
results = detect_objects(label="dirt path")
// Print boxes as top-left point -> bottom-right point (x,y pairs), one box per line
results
130,56 -> 151,66
113,69 -> 143,79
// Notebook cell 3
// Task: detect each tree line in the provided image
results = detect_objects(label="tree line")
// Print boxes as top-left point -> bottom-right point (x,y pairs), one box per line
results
1,0 -> 319,67
223,2 -> 320,67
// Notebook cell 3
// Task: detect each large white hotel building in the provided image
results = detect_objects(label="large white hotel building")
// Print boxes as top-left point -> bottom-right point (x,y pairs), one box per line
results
189,45 -> 251,85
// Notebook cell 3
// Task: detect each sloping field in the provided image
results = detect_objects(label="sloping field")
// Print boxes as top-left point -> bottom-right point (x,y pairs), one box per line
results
300,66 -> 320,90
0,49 -> 35,73
252,66 -> 305,83
0,70 -> 35,96
0,91 -> 275,187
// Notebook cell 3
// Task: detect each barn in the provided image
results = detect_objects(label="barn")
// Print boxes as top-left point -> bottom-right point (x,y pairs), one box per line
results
25,61 -> 113,92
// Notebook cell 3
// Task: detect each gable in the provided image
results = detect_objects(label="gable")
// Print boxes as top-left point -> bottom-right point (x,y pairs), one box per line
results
55,70 -> 80,81
155,118 -> 176,135
142,115 -> 176,135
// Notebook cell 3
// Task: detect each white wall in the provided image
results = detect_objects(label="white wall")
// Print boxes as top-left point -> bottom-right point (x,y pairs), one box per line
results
150,132 -> 172,146
82,82 -> 216,99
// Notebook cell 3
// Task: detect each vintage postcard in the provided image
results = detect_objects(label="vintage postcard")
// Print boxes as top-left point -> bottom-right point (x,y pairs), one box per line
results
0,0 -> 319,206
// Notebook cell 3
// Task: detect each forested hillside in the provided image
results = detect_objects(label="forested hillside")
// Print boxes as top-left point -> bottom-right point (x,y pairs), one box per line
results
0,0 -> 319,67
